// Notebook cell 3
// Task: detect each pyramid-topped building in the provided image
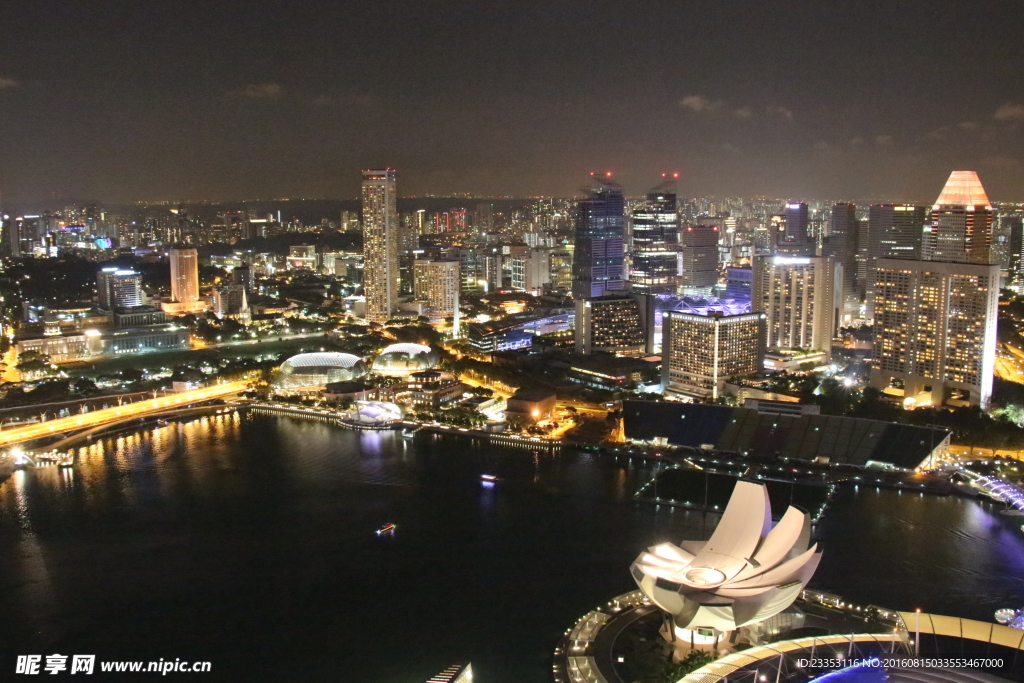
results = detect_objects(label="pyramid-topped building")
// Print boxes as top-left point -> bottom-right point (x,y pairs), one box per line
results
923,170 -> 995,264
933,170 -> 992,209
871,169 -> 999,409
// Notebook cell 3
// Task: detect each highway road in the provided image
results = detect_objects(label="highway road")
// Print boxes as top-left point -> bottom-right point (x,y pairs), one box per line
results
998,343 -> 1024,383
0,380 -> 249,449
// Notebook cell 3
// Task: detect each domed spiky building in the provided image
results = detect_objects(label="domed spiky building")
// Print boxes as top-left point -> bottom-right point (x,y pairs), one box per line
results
275,352 -> 368,389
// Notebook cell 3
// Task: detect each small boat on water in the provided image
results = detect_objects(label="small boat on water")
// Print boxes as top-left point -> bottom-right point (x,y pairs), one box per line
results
375,523 -> 396,536
481,474 -> 499,482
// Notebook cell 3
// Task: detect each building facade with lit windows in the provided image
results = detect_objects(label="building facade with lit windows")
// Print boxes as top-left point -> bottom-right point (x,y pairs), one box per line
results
163,248 -> 206,314
413,259 -> 460,327
288,245 -> 317,270
629,178 -> 680,295
679,223 -> 719,292
922,170 -> 995,265
870,258 -> 998,408
868,170 -> 999,408
571,175 -> 626,299
574,293 -> 654,356
403,370 -> 465,408
752,254 -> 837,359
662,310 -> 766,399
361,169 -> 399,323
97,267 -> 143,309
863,204 -> 928,319
776,201 -> 813,255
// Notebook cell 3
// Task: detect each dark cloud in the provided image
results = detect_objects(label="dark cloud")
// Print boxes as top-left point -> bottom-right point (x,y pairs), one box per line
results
225,83 -> 284,100
994,103 -> 1024,121
680,95 -> 721,113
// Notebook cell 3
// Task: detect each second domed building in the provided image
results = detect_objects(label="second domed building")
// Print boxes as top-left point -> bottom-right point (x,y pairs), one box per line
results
371,343 -> 438,377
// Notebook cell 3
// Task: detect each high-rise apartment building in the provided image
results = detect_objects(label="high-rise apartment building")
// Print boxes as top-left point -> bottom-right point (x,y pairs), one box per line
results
724,266 -> 753,304
572,176 -> 625,299
662,310 -> 766,399
361,169 -> 399,323
629,179 -> 680,294
679,224 -> 720,292
574,293 -> 654,356
871,258 -> 998,408
97,267 -> 143,310
399,213 -> 420,253
826,203 -> 859,322
414,259 -> 460,330
752,254 -> 836,358
474,203 -> 493,234
776,202 -> 812,255
212,284 -> 249,320
524,247 -> 551,294
550,248 -> 573,294
1005,215 -> 1024,284
922,170 -> 995,265
167,247 -> 203,312
863,204 -> 928,319
871,204 -> 927,260
869,170 -> 999,408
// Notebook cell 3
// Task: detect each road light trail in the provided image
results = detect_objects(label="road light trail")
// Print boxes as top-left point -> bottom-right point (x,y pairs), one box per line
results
0,381 -> 249,449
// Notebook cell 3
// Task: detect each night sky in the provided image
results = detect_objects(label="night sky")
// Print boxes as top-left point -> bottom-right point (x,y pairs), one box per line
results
2,1 -> 1023,203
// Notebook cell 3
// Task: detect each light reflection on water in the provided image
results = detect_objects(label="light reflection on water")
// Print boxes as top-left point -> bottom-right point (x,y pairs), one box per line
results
0,413 -> 1023,682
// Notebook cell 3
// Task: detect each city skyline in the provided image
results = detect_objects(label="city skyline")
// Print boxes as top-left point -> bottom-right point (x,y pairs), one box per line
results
3,2 -> 1024,203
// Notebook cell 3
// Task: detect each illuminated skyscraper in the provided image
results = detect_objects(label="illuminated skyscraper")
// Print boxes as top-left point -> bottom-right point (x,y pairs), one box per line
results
868,170 -> 999,408
414,259 -> 460,330
776,202 -> 812,255
864,204 -> 928,319
871,258 -> 998,408
662,309 -> 766,400
629,177 -> 680,295
679,223 -> 720,292
572,175 -> 625,299
169,248 -> 201,310
361,169 -> 399,323
97,267 -> 143,310
753,254 -> 836,358
574,293 -> 653,356
922,170 -> 995,264
826,203 -> 859,322
1005,215 -> 1024,284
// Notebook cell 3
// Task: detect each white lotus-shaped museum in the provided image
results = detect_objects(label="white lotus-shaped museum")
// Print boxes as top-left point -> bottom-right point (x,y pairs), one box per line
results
631,480 -> 821,634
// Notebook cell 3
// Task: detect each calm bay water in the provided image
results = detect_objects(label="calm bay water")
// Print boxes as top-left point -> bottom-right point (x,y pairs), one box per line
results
2,412 -> 1024,682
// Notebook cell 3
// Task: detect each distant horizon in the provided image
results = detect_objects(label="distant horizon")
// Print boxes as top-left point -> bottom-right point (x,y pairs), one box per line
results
8,183 -> 1022,214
